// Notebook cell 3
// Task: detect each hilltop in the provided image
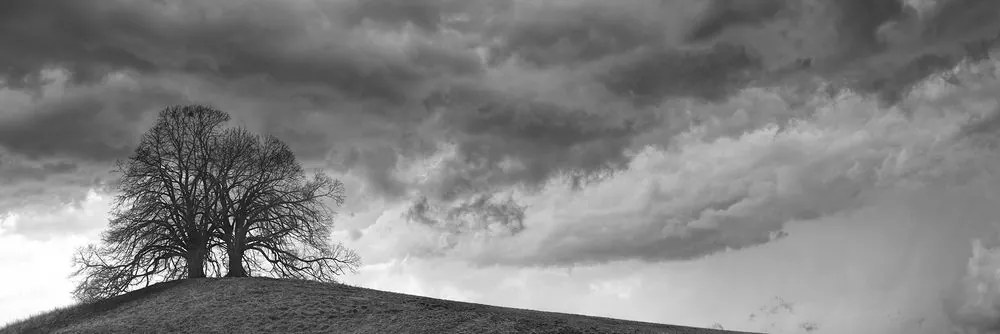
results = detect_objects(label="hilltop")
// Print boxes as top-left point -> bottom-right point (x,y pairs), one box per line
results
1,277 -> 754,334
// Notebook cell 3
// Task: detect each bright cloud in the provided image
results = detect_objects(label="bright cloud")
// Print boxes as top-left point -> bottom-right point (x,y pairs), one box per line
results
0,190 -> 109,325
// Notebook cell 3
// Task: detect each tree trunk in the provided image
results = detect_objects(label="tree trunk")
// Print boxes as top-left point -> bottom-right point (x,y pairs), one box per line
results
225,244 -> 247,277
186,245 -> 207,278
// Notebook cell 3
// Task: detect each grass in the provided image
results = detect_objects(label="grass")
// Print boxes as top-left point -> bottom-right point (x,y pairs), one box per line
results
1,277 -> 758,334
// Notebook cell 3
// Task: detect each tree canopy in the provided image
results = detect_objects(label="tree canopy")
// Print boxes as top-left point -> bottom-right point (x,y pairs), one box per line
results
73,105 -> 359,301
211,127 -> 358,280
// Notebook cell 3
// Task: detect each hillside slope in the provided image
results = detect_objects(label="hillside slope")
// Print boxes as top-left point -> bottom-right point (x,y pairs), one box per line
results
1,277 -> 756,334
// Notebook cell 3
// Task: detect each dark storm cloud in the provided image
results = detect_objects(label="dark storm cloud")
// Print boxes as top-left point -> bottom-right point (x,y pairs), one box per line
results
848,53 -> 957,104
0,0 -> 156,88
601,43 -> 762,103
344,0 -> 507,33
685,0 -> 787,42
0,0 -> 482,101
831,0 -> 906,57
475,0 -> 998,107
420,85 -> 654,200
848,1 -> 998,76
920,0 -> 1000,41
483,0 -> 678,67
678,0 -> 1000,104
0,85 -> 178,161
0,74 -> 180,215
3,0 -> 1000,263
819,0 -> 1000,104
406,194 -> 525,237
474,1 -> 767,104
346,0 -> 453,31
0,0 -> 485,214
339,145 -> 410,198
0,159 -> 78,183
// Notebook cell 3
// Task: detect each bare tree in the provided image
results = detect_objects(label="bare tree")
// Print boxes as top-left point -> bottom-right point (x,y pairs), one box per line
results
73,105 -> 358,301
210,128 -> 359,280
73,105 -> 229,301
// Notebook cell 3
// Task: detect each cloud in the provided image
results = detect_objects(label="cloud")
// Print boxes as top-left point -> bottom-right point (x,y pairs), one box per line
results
600,43 -> 762,103
685,0 -> 786,43
352,57 -> 1000,266
945,238 -> 1000,334
831,0 -> 907,56
681,0 -> 1000,105
821,0 -> 1000,101
0,189 -> 112,240
419,87 -> 648,197
3,0 -> 1000,268
1,0 -> 990,191
483,0 -> 700,67
345,0 -> 505,33
0,155 -> 98,214
0,70 -> 178,161
0,69 -> 180,213
0,159 -> 77,183
406,193 -> 526,237
0,0 -> 482,100
0,232 -> 95,326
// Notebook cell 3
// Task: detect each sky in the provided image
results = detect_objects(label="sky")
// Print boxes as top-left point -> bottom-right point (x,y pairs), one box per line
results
2,0 -> 1000,333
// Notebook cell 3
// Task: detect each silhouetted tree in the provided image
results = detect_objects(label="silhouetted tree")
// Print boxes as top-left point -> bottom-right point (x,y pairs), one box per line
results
73,105 -> 229,301
209,128 -> 359,280
73,105 -> 359,301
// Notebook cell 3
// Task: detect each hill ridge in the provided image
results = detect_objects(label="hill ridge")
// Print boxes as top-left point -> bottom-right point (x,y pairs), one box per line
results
1,277 -> 757,334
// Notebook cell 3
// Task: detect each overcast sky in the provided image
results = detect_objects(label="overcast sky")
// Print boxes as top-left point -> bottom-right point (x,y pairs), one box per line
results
3,0 -> 1000,333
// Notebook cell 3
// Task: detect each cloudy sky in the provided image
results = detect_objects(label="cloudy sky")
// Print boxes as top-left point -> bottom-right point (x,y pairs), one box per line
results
3,0 -> 1000,332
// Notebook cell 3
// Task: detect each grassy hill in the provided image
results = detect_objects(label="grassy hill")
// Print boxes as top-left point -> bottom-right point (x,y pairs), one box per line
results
1,277 -> 756,334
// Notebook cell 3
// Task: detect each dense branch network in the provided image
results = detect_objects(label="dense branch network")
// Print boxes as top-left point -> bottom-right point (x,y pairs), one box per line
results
211,128 -> 359,280
72,105 -> 359,301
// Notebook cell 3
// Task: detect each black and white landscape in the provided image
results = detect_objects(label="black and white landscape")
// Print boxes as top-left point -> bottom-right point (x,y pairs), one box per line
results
2,0 -> 1000,333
